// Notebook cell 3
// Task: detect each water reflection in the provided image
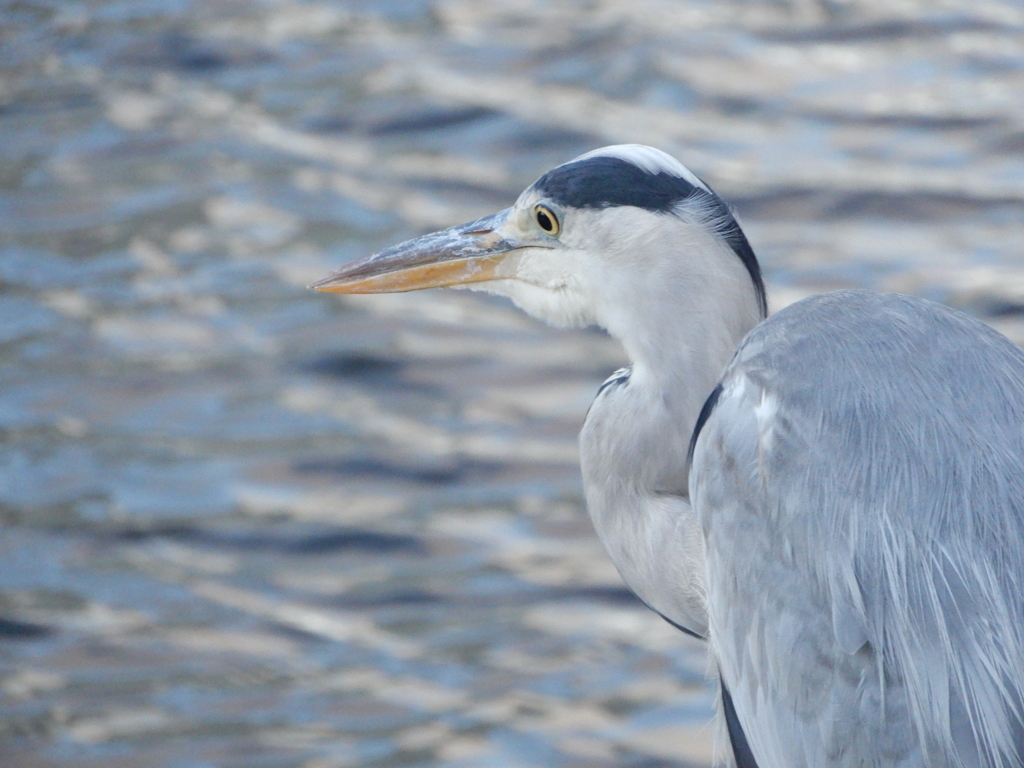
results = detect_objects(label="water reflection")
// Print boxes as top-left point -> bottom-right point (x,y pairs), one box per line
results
1,0 -> 1023,766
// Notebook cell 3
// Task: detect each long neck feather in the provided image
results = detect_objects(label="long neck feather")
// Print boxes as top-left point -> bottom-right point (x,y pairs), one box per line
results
579,218 -> 763,634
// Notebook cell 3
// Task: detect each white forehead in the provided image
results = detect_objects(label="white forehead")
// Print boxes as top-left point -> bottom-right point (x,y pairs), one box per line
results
569,145 -> 710,193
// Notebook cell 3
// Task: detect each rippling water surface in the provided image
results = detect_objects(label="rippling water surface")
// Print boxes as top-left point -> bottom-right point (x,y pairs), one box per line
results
2,1 -> 1023,766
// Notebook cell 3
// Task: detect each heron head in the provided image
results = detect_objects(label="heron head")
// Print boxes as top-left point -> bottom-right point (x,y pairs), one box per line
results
312,145 -> 766,332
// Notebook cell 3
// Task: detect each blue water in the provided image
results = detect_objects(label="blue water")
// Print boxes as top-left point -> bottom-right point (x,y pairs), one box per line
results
2,0 -> 1023,766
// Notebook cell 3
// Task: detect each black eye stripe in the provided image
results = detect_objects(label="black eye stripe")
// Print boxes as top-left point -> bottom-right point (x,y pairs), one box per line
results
534,156 -> 697,212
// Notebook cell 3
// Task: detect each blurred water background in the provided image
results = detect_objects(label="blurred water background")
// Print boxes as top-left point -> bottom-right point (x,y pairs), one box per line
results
1,0 -> 1023,766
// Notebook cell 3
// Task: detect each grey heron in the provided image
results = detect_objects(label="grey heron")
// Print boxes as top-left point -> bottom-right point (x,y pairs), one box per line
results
312,145 -> 1024,768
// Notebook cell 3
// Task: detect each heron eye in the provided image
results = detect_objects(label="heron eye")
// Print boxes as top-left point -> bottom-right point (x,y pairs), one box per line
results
534,205 -> 559,236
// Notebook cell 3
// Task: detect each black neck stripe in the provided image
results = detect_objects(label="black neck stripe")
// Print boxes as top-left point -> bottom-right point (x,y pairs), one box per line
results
688,383 -> 723,466
722,682 -> 760,768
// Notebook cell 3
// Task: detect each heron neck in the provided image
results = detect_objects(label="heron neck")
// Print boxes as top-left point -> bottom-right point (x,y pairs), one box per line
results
607,267 -> 761,437
579,264 -> 760,634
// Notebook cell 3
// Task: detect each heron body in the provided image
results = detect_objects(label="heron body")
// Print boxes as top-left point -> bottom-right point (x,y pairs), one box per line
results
697,291 -> 1024,768
313,145 -> 1024,767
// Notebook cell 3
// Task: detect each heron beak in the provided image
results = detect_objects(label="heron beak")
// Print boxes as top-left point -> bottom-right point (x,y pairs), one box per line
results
311,209 -> 529,294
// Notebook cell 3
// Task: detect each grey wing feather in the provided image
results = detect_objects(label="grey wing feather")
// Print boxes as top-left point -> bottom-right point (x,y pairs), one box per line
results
691,291 -> 1024,768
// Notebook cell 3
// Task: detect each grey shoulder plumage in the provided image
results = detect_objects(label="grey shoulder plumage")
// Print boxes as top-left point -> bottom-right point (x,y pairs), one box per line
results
694,290 -> 1024,768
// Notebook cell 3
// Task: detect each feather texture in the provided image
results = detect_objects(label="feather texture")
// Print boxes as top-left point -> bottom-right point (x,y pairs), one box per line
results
693,291 -> 1024,768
